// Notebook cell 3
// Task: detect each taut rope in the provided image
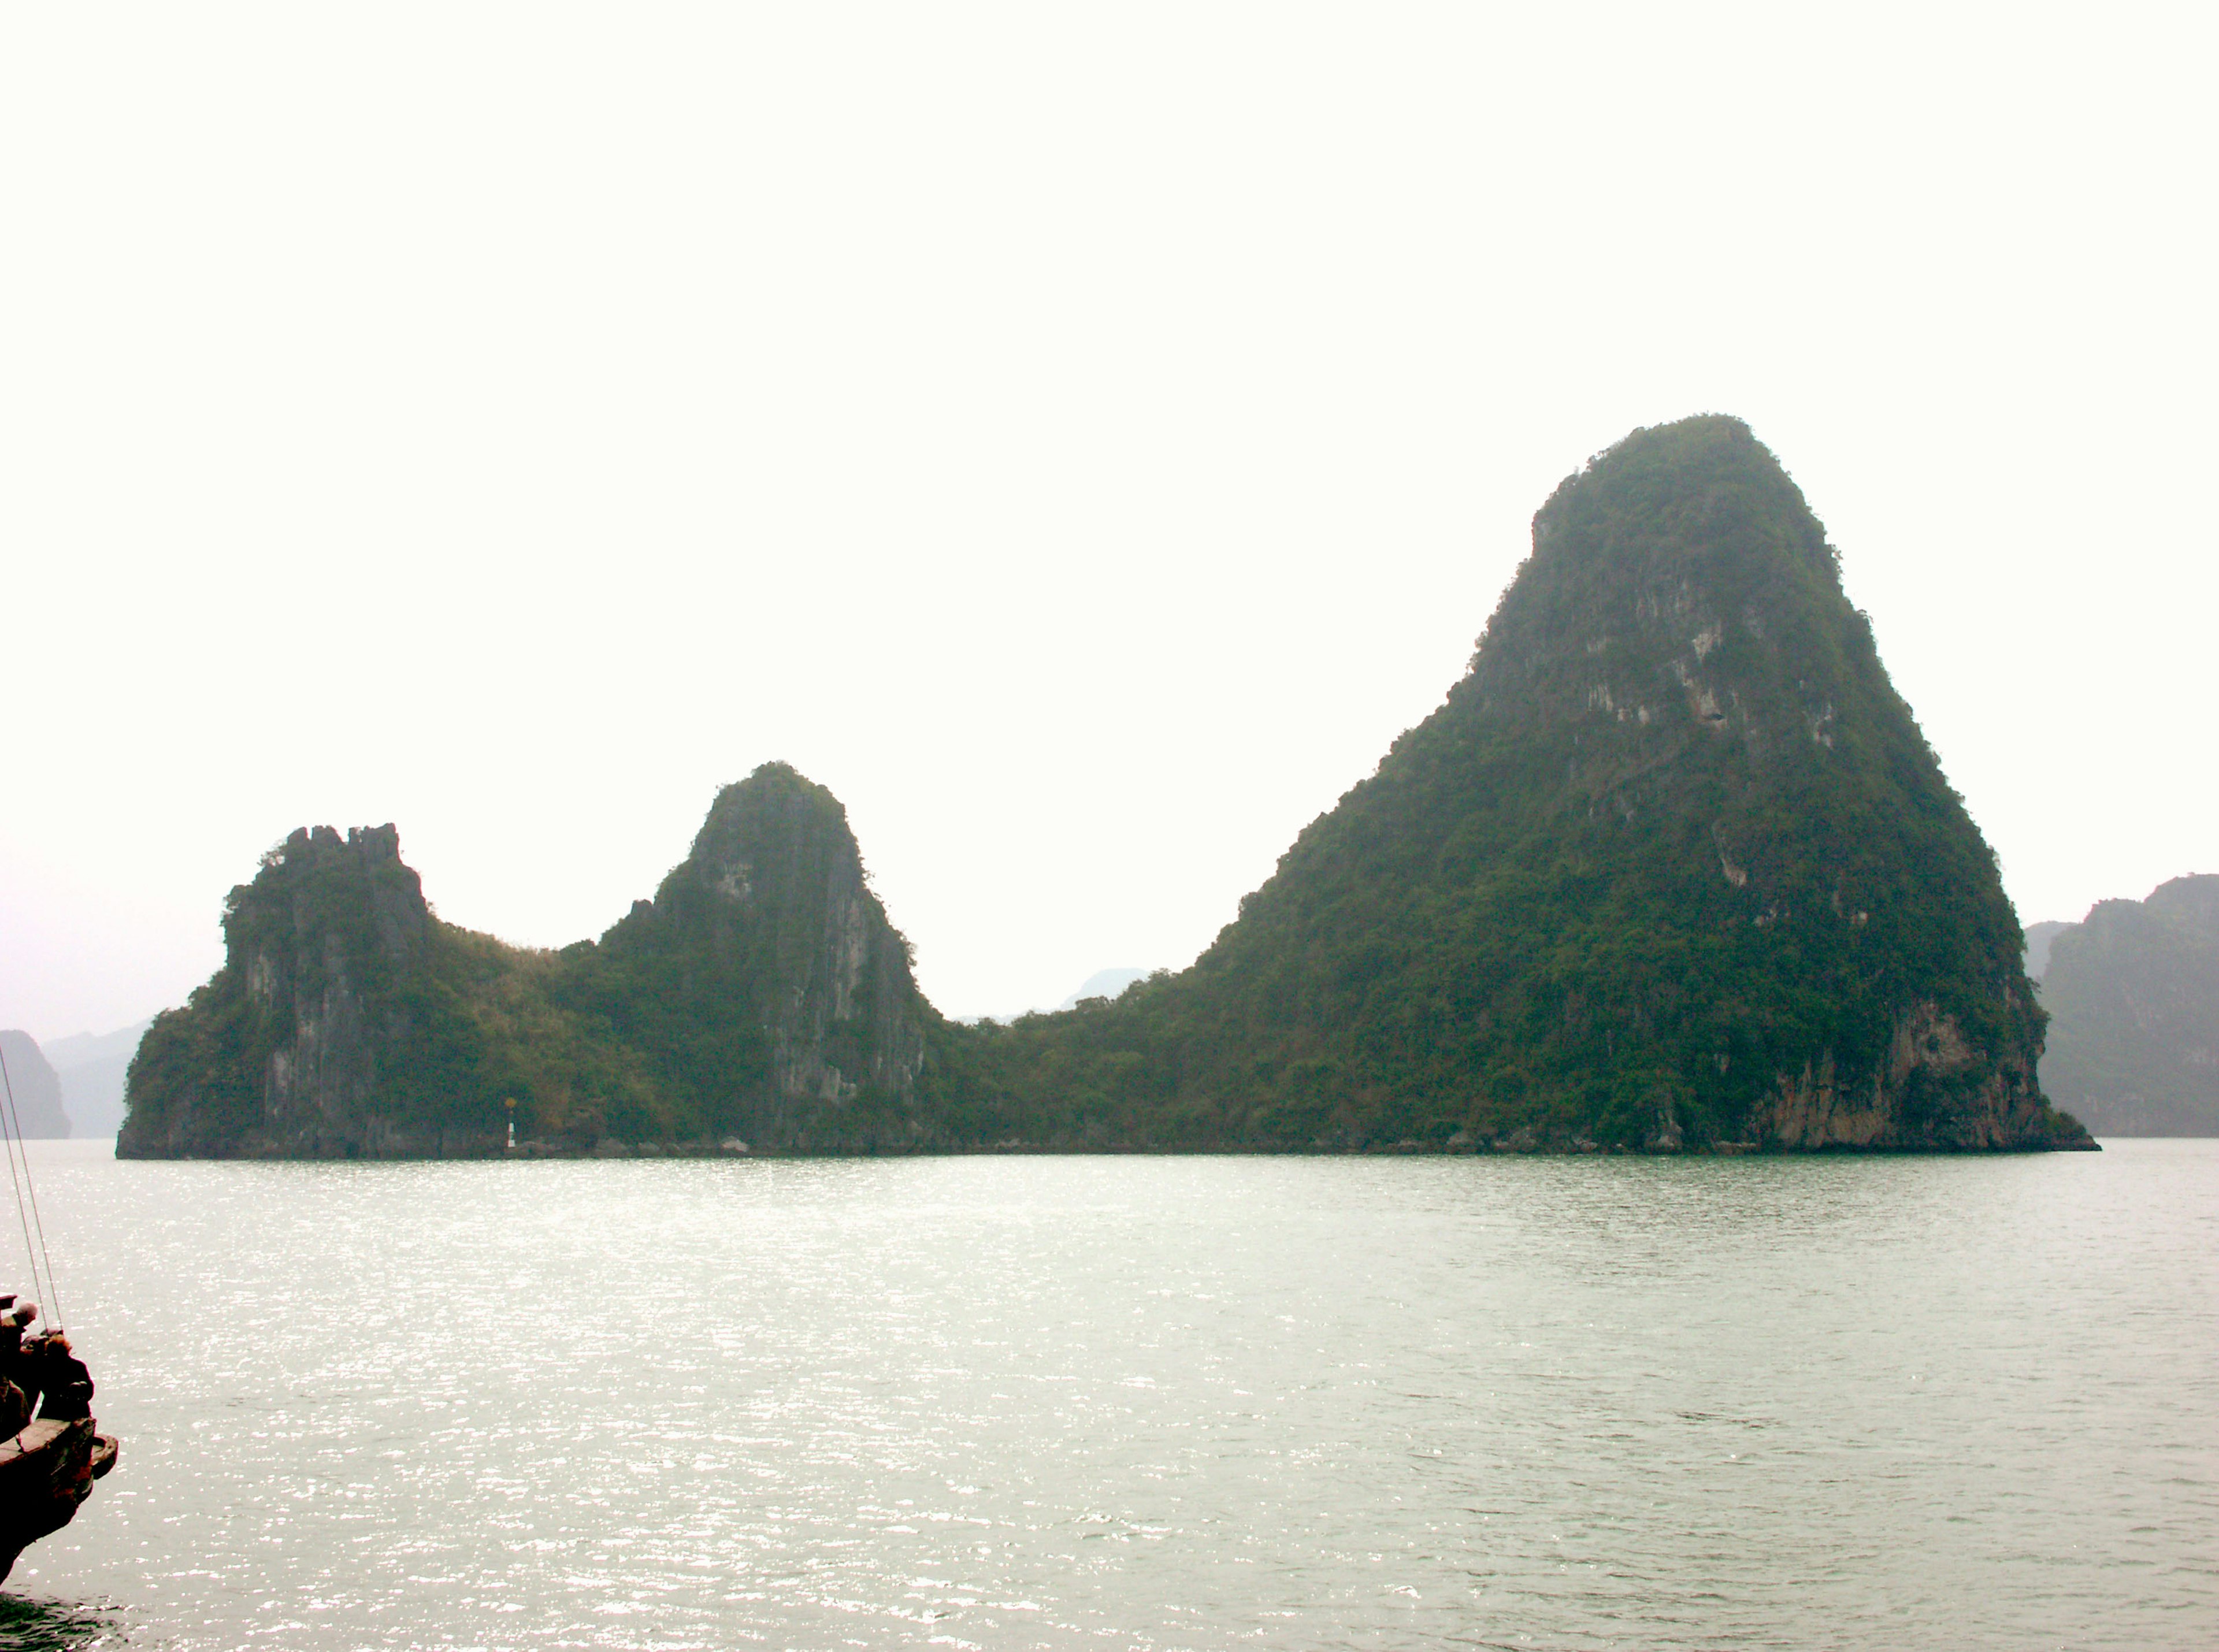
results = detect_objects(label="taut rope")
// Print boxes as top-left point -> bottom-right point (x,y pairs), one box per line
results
0,1042 -> 63,1334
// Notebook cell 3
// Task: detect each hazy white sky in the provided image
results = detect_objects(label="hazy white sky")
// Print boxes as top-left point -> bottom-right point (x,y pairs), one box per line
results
4,3 -> 2213,1042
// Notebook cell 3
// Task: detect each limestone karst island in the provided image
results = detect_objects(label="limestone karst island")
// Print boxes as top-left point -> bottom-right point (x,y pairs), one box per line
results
117,417 -> 2095,1159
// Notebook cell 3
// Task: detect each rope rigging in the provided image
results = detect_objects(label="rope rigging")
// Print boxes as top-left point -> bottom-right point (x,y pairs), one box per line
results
0,1041 -> 63,1335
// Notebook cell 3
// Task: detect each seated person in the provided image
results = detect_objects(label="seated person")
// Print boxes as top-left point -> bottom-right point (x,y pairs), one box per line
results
0,1306 -> 34,1391
9,1317 -> 46,1418
1,1305 -> 35,1391
31,1336 -> 92,1424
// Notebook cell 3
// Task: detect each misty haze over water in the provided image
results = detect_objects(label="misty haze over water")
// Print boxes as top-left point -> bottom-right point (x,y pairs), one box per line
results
8,1140 -> 2212,1649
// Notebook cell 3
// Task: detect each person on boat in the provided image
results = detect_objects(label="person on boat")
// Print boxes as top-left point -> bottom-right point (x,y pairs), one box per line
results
0,1300 -> 26,1430
3,1308 -> 42,1417
0,1304 -> 34,1382
31,1337 -> 92,1423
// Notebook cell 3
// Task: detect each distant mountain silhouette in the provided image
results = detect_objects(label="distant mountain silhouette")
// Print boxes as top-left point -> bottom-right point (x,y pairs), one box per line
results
2036,876 -> 2219,1135
42,1019 -> 153,1139
0,1033 -> 72,1138
1058,969 -> 1151,1011
2023,921 -> 2073,983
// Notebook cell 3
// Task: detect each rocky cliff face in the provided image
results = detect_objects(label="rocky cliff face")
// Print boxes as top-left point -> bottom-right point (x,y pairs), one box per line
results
1753,1001 -> 2060,1150
0,1034 -> 72,1139
2035,875 -> 2219,1135
972,415 -> 2092,1152
576,763 -> 934,1149
118,769 -> 941,1157
118,825 -> 503,1157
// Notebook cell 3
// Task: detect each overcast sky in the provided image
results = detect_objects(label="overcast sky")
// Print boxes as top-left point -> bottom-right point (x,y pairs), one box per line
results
3,3 -> 2213,1042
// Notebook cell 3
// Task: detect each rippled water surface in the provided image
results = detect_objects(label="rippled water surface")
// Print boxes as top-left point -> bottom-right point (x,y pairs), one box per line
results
3,1141 -> 2213,1649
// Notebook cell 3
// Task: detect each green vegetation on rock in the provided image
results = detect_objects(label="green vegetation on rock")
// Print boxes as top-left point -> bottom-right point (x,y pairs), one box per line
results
119,774 -> 945,1158
551,765 -> 938,1150
956,417 -> 2088,1152
118,417 -> 2092,1157
123,825 -> 525,1156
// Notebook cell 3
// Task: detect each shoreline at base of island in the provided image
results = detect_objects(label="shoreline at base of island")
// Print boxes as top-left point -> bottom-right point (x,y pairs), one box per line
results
116,1133 -> 2102,1161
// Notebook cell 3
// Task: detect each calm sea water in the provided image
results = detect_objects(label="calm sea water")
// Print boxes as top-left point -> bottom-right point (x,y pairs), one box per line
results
0,1140 -> 2211,1650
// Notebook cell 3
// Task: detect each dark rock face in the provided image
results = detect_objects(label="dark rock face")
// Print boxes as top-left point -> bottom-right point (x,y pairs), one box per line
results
2037,875 -> 2219,1135
974,415 -> 2092,1152
0,1034 -> 71,1139
118,825 -> 500,1158
573,764 -> 934,1149
117,769 -> 940,1157
240,826 -> 432,1153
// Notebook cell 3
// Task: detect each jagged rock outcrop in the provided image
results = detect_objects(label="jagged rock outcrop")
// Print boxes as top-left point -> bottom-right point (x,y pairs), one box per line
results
117,767 -> 942,1157
2035,875 -> 2219,1135
969,415 -> 2092,1152
118,825 -> 503,1157
1754,1001 -> 2066,1150
0,1034 -> 72,1139
566,763 -> 936,1149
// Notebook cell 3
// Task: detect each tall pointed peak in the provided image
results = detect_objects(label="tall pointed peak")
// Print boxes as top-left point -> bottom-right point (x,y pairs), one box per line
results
983,415 -> 2092,1154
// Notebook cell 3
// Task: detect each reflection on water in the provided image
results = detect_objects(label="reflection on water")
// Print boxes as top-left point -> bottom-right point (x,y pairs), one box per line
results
0,1592 -> 126,1650
3,1140 -> 2215,1649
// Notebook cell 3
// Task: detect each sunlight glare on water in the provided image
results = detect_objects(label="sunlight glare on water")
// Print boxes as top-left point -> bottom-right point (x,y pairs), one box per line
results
5,1141 -> 2214,1649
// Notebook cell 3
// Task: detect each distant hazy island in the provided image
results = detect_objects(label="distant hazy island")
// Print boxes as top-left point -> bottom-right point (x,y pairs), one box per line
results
0,1032 -> 73,1138
120,417 -> 2093,1158
2028,876 -> 2218,1135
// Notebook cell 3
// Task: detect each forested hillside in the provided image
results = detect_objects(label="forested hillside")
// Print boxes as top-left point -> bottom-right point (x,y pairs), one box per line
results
961,417 -> 2088,1152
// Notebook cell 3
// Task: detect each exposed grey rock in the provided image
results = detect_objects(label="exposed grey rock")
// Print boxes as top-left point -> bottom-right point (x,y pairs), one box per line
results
589,763 -> 935,1148
118,765 -> 946,1159
118,825 -> 500,1159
